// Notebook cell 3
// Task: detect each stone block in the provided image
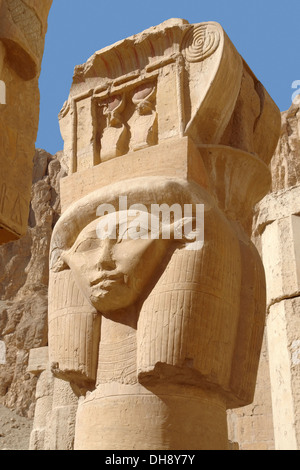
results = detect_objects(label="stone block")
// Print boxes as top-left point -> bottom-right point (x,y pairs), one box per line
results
27,347 -> 49,375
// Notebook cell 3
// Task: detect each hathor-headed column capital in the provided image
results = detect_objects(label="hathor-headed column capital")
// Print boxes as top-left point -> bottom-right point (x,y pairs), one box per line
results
46,19 -> 281,450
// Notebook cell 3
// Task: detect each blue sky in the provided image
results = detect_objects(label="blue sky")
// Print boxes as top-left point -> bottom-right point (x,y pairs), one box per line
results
36,0 -> 300,154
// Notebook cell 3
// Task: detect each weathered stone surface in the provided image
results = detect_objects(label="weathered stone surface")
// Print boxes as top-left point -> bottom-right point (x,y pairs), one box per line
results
260,215 -> 300,304
267,298 -> 300,450
0,149 -> 66,417
227,334 -> 275,450
229,101 -> 300,451
43,377 -> 77,451
0,402 -> 33,450
27,346 -> 49,375
29,362 -> 54,451
271,102 -> 300,192
0,0 -> 52,243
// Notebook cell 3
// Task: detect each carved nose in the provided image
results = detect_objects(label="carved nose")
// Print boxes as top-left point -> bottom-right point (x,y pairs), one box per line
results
96,239 -> 116,271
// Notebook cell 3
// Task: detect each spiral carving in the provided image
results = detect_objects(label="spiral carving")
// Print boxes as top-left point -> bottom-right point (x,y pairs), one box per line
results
182,24 -> 220,62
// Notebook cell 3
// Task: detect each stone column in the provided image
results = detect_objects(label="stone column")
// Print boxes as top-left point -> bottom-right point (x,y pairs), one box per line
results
27,347 -> 53,450
254,102 -> 300,450
28,346 -> 79,451
0,0 -> 52,243
43,377 -> 78,451
46,19 -> 280,450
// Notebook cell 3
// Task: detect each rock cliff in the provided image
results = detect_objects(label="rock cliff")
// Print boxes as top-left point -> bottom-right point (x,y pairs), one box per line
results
271,102 -> 300,191
0,149 -> 65,417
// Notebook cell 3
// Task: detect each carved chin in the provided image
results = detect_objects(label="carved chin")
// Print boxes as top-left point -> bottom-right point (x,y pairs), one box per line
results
89,288 -> 138,313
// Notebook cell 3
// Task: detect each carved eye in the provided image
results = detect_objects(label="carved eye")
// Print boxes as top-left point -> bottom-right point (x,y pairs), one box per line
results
74,237 -> 102,253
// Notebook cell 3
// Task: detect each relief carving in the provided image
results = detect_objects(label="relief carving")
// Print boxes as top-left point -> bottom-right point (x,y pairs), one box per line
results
99,94 -> 128,162
129,82 -> 157,151
181,23 -> 221,62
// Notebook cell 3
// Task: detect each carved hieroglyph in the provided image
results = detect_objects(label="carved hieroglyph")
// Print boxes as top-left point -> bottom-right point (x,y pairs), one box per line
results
0,0 -> 52,244
45,19 -> 281,450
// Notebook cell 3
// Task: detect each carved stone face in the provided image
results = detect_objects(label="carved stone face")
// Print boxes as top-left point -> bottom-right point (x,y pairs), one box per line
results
62,212 -> 171,313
